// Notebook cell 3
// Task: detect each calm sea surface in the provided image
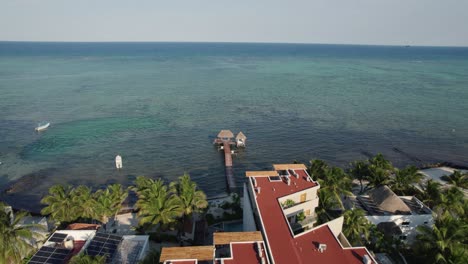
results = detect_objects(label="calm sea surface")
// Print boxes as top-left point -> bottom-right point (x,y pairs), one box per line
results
0,42 -> 467,212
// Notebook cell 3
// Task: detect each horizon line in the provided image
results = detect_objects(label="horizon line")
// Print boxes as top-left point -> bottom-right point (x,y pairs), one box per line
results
1,40 -> 467,48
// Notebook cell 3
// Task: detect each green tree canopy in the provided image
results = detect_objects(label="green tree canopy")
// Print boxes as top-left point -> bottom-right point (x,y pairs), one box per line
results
415,212 -> 468,263
95,184 -> 128,223
342,209 -> 370,246
134,177 -> 183,230
390,165 -> 424,195
441,170 -> 468,189
319,167 -> 352,209
41,185 -> 78,223
170,173 -> 208,216
0,203 -> 43,264
69,253 -> 106,264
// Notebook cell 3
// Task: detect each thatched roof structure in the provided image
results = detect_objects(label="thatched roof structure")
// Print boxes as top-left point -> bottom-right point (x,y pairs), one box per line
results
236,131 -> 247,140
217,130 -> 234,138
368,186 -> 411,214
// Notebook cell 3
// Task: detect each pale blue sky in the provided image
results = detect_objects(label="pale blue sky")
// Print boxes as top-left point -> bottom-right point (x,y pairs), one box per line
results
1,0 -> 467,46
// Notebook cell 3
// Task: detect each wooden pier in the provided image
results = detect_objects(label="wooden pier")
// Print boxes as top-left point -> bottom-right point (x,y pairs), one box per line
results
223,142 -> 233,167
214,130 -> 247,192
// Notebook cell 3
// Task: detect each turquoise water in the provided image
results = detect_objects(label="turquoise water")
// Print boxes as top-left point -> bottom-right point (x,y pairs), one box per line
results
0,42 -> 467,211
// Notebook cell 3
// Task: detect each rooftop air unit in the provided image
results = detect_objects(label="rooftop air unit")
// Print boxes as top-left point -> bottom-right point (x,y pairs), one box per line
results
318,243 -> 327,253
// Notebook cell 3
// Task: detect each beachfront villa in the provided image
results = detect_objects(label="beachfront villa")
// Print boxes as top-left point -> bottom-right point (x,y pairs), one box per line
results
28,227 -> 149,264
344,185 -> 433,243
160,163 -> 377,263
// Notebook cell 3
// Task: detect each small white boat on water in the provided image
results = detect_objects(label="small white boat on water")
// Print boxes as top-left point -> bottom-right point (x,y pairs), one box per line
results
115,155 -> 123,169
35,122 -> 50,132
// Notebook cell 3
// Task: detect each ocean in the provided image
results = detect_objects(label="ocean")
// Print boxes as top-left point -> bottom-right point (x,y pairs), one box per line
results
0,42 -> 467,212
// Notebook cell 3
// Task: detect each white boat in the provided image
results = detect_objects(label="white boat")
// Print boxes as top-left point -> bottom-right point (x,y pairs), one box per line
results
35,122 -> 50,132
115,155 -> 123,169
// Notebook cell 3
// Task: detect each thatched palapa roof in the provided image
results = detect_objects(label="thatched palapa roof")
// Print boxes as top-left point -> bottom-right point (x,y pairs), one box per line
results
217,130 -> 234,138
236,131 -> 247,140
368,186 -> 411,214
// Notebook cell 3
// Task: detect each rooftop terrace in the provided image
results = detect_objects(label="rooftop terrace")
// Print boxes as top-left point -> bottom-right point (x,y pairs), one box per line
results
249,166 -> 374,264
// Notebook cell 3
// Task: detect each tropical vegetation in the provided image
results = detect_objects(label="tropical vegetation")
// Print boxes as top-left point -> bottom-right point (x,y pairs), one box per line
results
441,170 -> 468,189
41,183 -> 128,226
68,253 -> 107,264
342,208 -> 370,246
0,203 -> 44,264
312,154 -> 467,263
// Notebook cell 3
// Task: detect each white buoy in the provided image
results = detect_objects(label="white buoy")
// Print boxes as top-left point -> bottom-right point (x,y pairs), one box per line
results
115,155 -> 122,169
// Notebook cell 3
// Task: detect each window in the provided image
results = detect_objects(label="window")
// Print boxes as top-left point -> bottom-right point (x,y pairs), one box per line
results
399,235 -> 407,240
401,221 -> 410,226
424,221 -> 428,224
268,176 -> 281,181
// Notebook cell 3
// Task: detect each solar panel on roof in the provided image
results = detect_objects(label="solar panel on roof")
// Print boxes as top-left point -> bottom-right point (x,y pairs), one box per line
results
41,247 -> 55,252
28,246 -> 72,264
85,233 -> 122,262
48,233 -> 67,243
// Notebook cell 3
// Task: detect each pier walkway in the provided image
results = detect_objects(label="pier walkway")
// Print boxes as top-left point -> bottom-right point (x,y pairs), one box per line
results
213,130 -> 242,192
223,142 -> 236,190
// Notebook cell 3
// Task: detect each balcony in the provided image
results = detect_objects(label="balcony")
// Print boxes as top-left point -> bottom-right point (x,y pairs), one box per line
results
291,215 -> 316,235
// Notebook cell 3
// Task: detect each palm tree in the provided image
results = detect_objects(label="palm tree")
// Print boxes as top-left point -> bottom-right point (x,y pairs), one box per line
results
418,179 -> 442,208
0,203 -> 43,264
69,253 -> 106,264
441,170 -> 468,189
415,212 -> 467,263
390,165 -> 424,195
170,174 -> 207,238
95,184 -> 128,224
170,173 -> 208,216
308,159 -> 329,181
366,166 -> 391,190
436,187 -> 465,217
349,160 -> 370,194
319,167 -> 352,208
134,177 -> 183,230
369,153 -> 394,171
315,189 -> 340,224
41,184 -> 79,223
71,185 -> 99,222
342,209 -> 370,246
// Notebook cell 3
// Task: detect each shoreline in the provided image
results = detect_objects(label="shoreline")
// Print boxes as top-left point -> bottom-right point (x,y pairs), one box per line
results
1,160 -> 466,214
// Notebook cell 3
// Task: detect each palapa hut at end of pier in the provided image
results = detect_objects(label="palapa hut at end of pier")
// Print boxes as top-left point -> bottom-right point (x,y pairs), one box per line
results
213,130 -> 247,147
214,130 -> 235,144
235,132 -> 247,147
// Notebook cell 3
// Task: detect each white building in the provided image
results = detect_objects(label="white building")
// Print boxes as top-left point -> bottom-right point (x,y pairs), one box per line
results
346,185 -> 433,243
244,164 -> 377,264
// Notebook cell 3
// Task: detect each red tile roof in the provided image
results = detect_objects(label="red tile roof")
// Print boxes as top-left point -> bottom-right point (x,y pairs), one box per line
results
252,168 -> 374,264
222,242 -> 265,264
